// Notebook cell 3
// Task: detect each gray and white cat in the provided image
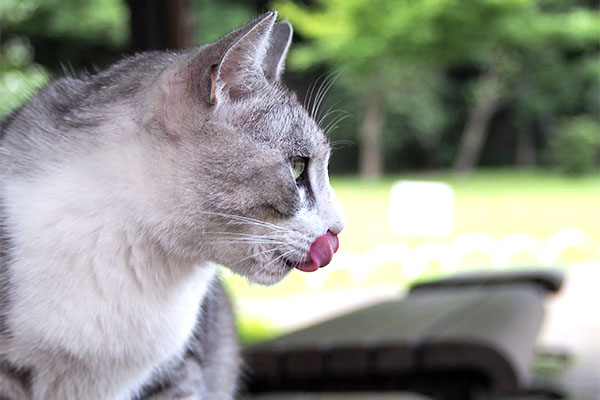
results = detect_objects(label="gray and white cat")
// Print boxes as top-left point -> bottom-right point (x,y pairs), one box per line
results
0,11 -> 345,400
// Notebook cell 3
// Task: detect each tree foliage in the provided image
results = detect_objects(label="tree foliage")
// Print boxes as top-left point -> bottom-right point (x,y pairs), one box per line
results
0,0 -> 129,116
550,115 -> 600,174
275,0 -> 600,175
1,0 -> 128,47
2,0 -> 598,174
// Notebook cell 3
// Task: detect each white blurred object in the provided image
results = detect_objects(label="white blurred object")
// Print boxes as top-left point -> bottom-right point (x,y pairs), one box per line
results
538,227 -> 597,264
389,180 -> 454,237
444,232 -> 497,270
491,233 -> 543,266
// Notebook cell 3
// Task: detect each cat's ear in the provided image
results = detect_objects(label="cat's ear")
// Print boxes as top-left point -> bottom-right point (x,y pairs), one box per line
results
159,12 -> 278,129
209,12 -> 277,103
262,22 -> 293,82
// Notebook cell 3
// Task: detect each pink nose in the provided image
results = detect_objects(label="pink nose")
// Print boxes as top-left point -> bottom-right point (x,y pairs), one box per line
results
295,231 -> 339,272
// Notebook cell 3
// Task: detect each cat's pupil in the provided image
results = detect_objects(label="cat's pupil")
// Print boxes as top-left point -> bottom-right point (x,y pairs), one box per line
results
290,156 -> 306,181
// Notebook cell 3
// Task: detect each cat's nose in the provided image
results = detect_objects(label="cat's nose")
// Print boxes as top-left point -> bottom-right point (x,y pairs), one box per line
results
328,222 -> 344,236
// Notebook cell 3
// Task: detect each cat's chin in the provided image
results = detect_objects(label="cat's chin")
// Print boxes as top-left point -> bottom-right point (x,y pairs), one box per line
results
245,274 -> 288,286
233,263 -> 294,286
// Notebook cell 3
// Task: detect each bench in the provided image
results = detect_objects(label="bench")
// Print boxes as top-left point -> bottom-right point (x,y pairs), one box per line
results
243,268 -> 564,399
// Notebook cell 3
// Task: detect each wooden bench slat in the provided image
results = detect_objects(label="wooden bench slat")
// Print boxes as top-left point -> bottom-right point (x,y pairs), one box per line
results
410,268 -> 564,294
421,286 -> 545,392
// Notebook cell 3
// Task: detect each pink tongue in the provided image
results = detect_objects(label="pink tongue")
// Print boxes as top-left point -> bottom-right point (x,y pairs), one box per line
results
295,231 -> 339,273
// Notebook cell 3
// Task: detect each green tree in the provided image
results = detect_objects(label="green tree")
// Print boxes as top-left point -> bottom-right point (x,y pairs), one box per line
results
275,0 -> 599,176
194,0 -> 255,44
0,0 -> 129,116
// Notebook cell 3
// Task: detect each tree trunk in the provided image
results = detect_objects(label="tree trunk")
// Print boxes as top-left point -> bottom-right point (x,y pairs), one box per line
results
453,68 -> 504,173
128,0 -> 193,52
359,86 -> 384,179
516,129 -> 536,167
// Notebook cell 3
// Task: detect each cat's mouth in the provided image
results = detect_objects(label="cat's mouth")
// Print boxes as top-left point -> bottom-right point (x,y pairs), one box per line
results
282,231 -> 339,273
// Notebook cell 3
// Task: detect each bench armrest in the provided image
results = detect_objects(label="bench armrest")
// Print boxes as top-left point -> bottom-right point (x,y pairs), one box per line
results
409,267 -> 564,294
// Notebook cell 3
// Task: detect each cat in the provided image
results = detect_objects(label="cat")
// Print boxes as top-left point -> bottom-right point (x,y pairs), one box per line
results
0,11 -> 345,400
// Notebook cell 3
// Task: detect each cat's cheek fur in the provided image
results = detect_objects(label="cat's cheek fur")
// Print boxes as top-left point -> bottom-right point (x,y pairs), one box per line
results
211,158 -> 345,286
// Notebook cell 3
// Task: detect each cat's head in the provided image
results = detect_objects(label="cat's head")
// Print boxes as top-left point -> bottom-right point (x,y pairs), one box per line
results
152,12 -> 345,285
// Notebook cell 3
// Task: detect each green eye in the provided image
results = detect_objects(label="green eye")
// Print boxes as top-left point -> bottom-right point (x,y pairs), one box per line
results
290,156 -> 306,180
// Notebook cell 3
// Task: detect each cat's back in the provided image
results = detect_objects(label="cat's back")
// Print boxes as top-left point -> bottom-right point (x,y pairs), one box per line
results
0,51 -> 181,158
1,50 -> 183,177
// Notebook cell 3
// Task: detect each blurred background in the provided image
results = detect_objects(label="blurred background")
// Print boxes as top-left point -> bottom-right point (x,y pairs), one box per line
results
1,0 -> 599,398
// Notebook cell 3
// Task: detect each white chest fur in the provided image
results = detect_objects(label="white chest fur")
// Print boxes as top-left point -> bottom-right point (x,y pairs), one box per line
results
3,171 -> 216,399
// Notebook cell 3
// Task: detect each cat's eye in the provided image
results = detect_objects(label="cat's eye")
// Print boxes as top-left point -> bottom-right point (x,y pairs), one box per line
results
290,156 -> 306,181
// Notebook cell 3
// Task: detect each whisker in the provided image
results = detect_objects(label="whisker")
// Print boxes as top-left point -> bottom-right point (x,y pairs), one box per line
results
304,78 -> 317,111
324,114 -> 351,136
194,210 -> 291,233
312,70 -> 342,122
311,74 -> 332,120
234,242 -> 294,264
305,71 -> 338,120
262,248 -> 298,269
310,75 -> 326,120
330,139 -> 356,150
201,232 -> 288,243
204,238 -> 289,246
317,106 -> 344,128
306,72 -> 327,117
221,220 -> 291,234
203,233 -> 283,240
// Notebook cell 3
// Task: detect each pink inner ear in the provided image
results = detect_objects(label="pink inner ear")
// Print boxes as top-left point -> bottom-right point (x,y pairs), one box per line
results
209,65 -> 218,104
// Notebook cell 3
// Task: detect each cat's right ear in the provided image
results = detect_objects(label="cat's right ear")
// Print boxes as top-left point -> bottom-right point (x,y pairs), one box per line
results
159,13 -> 277,129
206,12 -> 277,104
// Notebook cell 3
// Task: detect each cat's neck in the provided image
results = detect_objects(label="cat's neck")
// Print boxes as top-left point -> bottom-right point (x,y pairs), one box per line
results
5,132 -> 205,289
5,155 -> 218,360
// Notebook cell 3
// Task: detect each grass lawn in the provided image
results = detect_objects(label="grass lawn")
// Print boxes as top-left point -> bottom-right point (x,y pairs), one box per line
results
226,170 -> 600,343
332,170 -> 600,254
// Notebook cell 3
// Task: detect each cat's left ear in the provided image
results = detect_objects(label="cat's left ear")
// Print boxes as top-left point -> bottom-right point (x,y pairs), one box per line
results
263,22 -> 293,81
